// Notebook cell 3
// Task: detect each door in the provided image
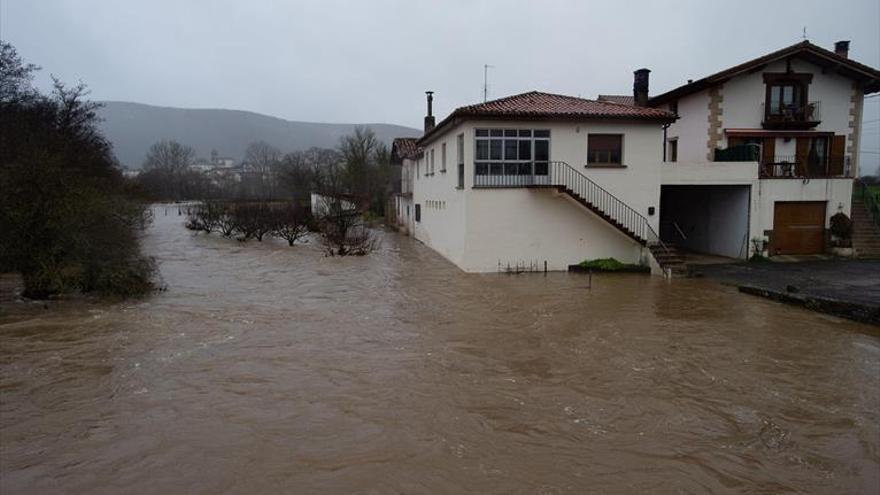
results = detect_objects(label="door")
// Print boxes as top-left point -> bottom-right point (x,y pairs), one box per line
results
773,202 -> 826,255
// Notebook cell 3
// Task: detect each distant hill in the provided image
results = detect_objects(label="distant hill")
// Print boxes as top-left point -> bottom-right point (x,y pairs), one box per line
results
96,101 -> 421,168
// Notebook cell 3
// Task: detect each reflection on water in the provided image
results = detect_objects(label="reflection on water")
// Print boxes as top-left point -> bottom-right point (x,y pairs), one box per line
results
1,205 -> 878,494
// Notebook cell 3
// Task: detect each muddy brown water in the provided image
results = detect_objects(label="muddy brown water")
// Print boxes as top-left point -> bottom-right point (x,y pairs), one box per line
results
1,206 -> 878,494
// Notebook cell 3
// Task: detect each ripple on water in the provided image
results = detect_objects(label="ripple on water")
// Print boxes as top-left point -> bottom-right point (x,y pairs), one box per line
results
0,205 -> 878,494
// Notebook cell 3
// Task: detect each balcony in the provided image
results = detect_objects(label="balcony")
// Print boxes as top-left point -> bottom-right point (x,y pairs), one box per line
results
713,146 -> 850,178
761,101 -> 821,130
760,155 -> 849,179
473,162 -> 551,188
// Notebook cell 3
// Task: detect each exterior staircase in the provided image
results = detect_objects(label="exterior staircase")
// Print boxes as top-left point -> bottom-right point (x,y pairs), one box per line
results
476,161 -> 678,274
648,243 -> 688,276
545,161 -> 677,274
851,201 -> 880,258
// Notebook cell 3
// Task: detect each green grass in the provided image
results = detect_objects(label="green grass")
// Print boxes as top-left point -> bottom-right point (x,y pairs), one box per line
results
577,258 -> 645,272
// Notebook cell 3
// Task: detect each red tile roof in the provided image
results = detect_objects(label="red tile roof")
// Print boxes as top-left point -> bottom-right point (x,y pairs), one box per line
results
391,137 -> 421,163
419,91 -> 674,145
597,94 -> 636,106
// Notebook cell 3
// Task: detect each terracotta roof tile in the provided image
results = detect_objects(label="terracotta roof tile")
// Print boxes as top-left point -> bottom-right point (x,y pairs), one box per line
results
419,91 -> 674,144
456,91 -> 671,119
597,94 -> 636,105
391,137 -> 421,163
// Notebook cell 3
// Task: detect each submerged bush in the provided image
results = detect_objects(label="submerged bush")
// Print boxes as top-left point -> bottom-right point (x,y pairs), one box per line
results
577,258 -> 644,272
185,200 -> 312,246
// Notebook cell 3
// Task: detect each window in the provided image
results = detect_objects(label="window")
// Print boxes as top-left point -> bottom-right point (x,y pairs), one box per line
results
587,134 -> 623,165
669,100 -> 678,116
415,204 -> 421,222
441,143 -> 447,172
768,83 -> 803,115
668,139 -> 678,163
763,73 -> 811,120
474,128 -> 550,179
430,149 -> 435,175
457,133 -> 464,188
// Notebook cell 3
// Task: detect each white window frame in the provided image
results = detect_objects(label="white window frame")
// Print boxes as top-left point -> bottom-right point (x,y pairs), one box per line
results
473,128 -> 551,185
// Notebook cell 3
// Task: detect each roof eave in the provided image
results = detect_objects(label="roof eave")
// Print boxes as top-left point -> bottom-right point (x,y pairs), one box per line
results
418,111 -> 675,145
649,42 -> 880,105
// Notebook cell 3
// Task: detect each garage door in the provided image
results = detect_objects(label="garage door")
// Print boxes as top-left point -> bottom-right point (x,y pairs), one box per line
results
773,202 -> 826,255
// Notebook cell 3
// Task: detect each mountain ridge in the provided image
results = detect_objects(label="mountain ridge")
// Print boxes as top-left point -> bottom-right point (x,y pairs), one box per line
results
96,101 -> 421,168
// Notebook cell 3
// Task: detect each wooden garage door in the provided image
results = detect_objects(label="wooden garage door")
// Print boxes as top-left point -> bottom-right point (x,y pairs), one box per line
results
773,202 -> 826,255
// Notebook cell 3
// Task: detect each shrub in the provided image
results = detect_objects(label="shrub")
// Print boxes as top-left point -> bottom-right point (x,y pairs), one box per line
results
829,212 -> 853,240
576,258 -> 644,272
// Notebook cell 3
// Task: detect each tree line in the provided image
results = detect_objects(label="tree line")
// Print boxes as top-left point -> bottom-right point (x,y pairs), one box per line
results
0,42 -> 155,299
135,126 -> 397,219
184,198 -> 375,256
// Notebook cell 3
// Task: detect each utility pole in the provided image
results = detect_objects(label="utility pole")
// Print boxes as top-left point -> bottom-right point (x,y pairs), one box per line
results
483,64 -> 495,102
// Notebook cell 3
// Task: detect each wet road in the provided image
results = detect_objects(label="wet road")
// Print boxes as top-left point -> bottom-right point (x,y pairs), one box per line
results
1,206 -> 878,494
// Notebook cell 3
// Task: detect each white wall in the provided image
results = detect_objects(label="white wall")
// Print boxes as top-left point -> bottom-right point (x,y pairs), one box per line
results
661,185 -> 751,259
411,119 -> 664,272
411,122 -> 469,266
751,178 -> 853,239
668,57 -> 862,170
663,90 -> 709,163
463,188 -> 644,271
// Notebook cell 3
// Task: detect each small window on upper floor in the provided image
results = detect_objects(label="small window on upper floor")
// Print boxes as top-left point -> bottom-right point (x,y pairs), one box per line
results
669,100 -> 678,116
441,143 -> 447,172
587,134 -> 623,166
668,139 -> 678,163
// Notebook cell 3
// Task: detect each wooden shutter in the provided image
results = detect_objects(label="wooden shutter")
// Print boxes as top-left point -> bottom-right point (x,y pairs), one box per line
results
829,135 -> 846,176
795,138 -> 810,177
762,138 -> 775,175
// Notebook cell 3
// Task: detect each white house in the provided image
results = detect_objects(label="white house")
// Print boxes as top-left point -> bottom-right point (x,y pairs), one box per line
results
390,137 -> 420,236
649,40 -> 879,259
392,40 -> 880,274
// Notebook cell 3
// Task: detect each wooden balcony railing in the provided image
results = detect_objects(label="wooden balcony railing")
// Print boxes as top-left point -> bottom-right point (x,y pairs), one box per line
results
761,101 -> 821,129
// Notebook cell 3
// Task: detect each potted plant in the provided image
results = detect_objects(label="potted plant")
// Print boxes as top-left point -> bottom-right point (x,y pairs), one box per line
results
829,211 -> 853,256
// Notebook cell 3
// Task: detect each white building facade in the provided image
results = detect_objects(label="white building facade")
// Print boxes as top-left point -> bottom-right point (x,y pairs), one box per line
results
393,41 -> 879,273
653,41 -> 878,258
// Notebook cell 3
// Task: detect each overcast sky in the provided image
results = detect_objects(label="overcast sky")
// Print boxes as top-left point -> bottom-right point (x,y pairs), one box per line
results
2,0 -> 879,166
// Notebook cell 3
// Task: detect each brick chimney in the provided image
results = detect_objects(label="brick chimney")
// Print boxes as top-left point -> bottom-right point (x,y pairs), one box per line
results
424,91 -> 436,133
633,69 -> 650,107
834,40 -> 850,58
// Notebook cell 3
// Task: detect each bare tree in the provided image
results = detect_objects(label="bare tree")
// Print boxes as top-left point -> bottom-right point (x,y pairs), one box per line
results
273,203 -> 310,246
243,141 -> 282,199
313,162 -> 376,256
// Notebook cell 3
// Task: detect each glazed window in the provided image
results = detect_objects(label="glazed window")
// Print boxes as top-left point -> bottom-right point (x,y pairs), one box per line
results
587,134 -> 623,165
473,128 -> 550,177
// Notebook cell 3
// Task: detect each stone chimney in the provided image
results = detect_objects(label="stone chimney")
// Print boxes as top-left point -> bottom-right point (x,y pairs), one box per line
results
424,91 -> 436,133
633,69 -> 650,107
834,40 -> 850,58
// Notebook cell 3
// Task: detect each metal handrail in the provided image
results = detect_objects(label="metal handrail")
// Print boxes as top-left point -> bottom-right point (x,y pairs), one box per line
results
855,178 -> 880,229
547,161 -> 668,253
470,160 -> 669,253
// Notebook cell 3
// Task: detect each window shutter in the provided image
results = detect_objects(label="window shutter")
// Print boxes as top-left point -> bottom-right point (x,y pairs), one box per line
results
762,137 -> 775,170
795,138 -> 810,177
829,135 -> 846,176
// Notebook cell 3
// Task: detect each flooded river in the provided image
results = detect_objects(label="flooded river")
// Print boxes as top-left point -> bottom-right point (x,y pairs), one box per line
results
1,206 -> 878,494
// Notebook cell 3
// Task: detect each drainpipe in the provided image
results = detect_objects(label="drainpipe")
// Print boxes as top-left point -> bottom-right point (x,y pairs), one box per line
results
662,123 -> 671,162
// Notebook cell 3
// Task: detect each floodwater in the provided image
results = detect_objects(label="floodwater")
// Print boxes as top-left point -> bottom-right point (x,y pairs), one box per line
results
1,206 -> 878,495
